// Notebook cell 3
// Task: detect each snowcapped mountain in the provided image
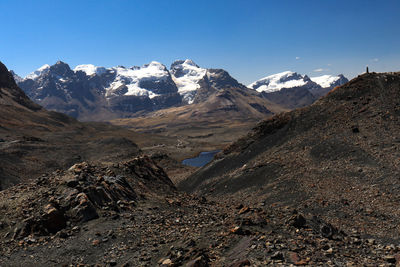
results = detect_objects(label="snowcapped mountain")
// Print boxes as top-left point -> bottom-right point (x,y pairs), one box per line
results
15,59 -> 248,120
16,61 -> 182,120
105,61 -> 177,99
310,75 -> 340,88
309,74 -> 349,97
170,59 -> 207,104
170,59 -> 248,104
15,60 -> 347,121
74,64 -> 107,76
25,64 -> 50,80
249,71 -> 348,93
248,71 -> 348,109
248,71 -> 311,93
17,61 -> 102,118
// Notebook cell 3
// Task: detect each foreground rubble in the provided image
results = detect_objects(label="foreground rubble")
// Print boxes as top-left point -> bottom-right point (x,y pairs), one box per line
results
1,158 -> 399,266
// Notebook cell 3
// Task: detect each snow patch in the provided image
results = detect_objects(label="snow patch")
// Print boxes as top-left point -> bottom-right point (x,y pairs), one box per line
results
171,59 -> 207,104
248,71 -> 307,93
25,64 -> 50,80
74,64 -> 106,76
310,75 -> 340,88
105,61 -> 169,99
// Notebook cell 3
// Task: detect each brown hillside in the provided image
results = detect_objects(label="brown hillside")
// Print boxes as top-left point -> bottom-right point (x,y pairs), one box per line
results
179,72 -> 400,242
0,62 -> 143,189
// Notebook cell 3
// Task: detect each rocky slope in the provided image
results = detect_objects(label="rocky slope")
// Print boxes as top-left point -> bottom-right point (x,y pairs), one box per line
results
1,158 -> 398,266
0,61 -> 145,189
180,72 -> 400,243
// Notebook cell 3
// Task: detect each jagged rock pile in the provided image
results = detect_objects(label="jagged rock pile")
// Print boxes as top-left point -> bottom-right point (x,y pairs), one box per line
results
0,157 -> 175,241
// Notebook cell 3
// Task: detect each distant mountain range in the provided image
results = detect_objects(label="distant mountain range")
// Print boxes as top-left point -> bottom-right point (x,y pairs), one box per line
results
248,71 -> 348,109
12,60 -> 348,121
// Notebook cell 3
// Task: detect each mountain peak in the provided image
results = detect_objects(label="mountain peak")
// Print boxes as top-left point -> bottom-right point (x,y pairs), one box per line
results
9,70 -> 23,83
183,59 -> 199,67
24,61 -> 72,81
105,60 -> 177,99
145,61 -> 165,68
49,61 -> 73,77
55,60 -> 68,65
25,64 -> 50,80
0,61 -> 17,89
38,64 -> 51,71
170,59 -> 185,68
170,59 -> 200,69
170,59 -> 206,104
140,61 -> 169,73
74,64 -> 107,76
310,74 -> 349,88
248,71 -> 307,93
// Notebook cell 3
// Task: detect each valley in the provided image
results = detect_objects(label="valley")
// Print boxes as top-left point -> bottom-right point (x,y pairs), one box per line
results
2,58 -> 400,266
2,1 -> 399,265
10,59 -> 348,184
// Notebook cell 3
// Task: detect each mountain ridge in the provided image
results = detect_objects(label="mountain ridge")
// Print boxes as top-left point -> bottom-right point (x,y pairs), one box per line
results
14,60 -> 348,121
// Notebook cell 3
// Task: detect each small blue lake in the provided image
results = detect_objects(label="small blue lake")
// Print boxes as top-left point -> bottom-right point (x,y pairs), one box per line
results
182,150 -> 221,167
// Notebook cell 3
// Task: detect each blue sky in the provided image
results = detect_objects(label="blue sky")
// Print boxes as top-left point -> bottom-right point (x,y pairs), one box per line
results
1,0 -> 399,84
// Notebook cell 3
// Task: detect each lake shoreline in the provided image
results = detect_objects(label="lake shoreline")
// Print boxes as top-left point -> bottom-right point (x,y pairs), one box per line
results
182,150 -> 221,167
